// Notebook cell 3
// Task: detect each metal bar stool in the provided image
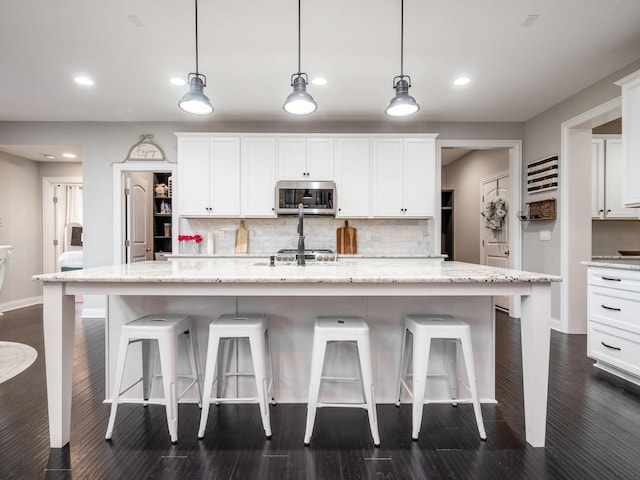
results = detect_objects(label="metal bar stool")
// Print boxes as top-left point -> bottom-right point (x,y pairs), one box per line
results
198,313 -> 276,440
396,314 -> 486,441
304,316 -> 380,447
105,313 -> 202,444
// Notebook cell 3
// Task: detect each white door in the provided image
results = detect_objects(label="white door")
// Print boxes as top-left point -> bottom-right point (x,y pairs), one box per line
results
481,171 -> 510,311
125,172 -> 153,263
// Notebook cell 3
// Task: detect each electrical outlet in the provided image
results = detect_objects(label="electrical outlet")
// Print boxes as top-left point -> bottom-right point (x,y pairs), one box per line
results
540,230 -> 551,241
365,231 -> 372,241
218,230 -> 225,240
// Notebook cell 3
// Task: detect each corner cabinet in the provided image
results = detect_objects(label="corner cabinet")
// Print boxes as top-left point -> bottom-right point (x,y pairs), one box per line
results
372,137 -> 436,218
177,135 -> 241,217
587,265 -> 640,386
616,69 -> 640,207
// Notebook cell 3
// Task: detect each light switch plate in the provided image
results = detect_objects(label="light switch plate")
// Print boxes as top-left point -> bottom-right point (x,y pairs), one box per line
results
540,230 -> 551,241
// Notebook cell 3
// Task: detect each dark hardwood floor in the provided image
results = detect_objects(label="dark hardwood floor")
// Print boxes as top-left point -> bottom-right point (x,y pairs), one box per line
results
2,305 -> 640,479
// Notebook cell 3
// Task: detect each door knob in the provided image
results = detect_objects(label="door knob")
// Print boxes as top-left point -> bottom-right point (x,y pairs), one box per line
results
505,250 -> 510,256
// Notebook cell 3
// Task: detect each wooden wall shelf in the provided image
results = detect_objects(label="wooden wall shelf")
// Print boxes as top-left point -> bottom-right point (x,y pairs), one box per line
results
518,198 -> 556,221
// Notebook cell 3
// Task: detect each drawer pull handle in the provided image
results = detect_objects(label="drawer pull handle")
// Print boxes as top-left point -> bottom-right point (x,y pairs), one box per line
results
601,305 -> 621,312
601,341 -> 621,351
601,276 -> 621,282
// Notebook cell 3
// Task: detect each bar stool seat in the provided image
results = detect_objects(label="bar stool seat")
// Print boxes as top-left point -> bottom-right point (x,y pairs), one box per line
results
198,313 -> 275,440
396,314 -> 486,441
304,316 -> 380,447
105,313 -> 202,444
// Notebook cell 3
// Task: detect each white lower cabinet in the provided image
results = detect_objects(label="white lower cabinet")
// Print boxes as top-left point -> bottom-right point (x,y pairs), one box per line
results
587,266 -> 640,385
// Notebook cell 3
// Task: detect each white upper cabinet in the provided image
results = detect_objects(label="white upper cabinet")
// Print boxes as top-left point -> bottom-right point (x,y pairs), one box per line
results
177,135 -> 241,217
278,137 -> 334,180
372,138 -> 436,218
177,136 -> 212,216
335,138 -> 371,218
592,136 -> 638,219
210,137 -> 241,216
242,137 -> 277,217
616,69 -> 640,207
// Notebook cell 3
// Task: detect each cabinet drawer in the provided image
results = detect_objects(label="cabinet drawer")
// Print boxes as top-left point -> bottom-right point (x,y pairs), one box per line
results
589,322 -> 640,377
589,267 -> 640,291
588,286 -> 640,332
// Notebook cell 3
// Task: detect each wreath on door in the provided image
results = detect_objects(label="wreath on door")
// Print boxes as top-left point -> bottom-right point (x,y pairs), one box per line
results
482,197 -> 508,230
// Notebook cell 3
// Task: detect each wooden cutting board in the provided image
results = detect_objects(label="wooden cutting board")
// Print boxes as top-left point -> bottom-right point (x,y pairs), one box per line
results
234,220 -> 248,253
336,220 -> 357,254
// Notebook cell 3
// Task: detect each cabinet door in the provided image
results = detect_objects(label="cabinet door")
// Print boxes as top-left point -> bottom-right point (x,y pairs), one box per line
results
617,70 -> 640,207
335,138 -> 370,217
242,137 -> 277,217
278,137 -> 306,180
404,138 -> 436,217
605,138 -> 638,218
306,138 -> 334,180
591,139 -> 605,218
372,138 -> 404,217
177,136 -> 211,216
209,137 -> 241,216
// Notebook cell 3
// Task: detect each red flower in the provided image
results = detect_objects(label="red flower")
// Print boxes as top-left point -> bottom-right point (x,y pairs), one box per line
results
193,234 -> 203,243
178,234 -> 203,243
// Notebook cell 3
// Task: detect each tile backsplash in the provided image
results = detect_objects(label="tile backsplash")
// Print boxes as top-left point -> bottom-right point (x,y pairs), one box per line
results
179,217 -> 434,256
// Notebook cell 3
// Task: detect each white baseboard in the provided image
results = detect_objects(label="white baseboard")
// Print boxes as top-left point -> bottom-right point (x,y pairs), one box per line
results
550,316 -> 562,331
0,296 -> 43,314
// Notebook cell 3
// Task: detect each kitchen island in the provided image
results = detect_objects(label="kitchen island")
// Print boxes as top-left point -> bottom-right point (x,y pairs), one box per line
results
34,258 -> 559,448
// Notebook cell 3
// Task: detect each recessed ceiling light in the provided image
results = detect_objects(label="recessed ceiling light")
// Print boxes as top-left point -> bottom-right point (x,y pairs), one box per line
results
42,154 -> 55,160
74,76 -> 94,86
311,77 -> 327,86
453,76 -> 471,86
63,153 -> 77,159
170,77 -> 187,86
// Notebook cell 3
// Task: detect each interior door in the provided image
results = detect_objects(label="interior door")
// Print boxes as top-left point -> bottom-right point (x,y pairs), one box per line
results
481,171 -> 510,311
124,172 -> 153,263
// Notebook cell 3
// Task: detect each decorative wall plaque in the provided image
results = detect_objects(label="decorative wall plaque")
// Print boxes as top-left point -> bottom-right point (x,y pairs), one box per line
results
125,134 -> 167,161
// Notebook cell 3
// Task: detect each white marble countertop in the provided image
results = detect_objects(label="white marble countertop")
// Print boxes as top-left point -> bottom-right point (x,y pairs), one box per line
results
584,260 -> 640,271
591,255 -> 640,260
34,259 -> 560,284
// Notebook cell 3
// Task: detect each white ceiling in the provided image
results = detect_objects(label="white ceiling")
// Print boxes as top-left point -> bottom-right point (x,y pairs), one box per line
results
1,0 -> 639,127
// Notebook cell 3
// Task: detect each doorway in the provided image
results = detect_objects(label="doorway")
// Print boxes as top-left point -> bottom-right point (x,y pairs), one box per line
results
42,177 -> 83,273
560,97 -> 621,333
437,140 -> 522,317
112,162 -> 177,265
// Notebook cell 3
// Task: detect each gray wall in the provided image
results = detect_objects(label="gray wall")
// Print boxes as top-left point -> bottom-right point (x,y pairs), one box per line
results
0,152 -> 42,308
523,57 -> 640,321
592,220 -> 640,255
442,149 -> 509,263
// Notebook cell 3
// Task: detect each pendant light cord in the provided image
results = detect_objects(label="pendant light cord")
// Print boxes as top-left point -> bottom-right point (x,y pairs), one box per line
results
297,0 -> 302,75
194,0 -> 200,74
400,0 -> 404,76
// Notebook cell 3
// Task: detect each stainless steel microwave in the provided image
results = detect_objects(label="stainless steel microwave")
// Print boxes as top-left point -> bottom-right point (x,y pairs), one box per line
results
275,181 -> 337,216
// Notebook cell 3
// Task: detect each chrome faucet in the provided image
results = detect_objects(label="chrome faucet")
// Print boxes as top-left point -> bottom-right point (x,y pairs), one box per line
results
297,203 -> 305,266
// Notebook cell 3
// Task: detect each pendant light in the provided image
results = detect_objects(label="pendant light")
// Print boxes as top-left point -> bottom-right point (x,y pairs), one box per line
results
385,0 -> 420,117
283,0 -> 317,115
179,0 -> 214,115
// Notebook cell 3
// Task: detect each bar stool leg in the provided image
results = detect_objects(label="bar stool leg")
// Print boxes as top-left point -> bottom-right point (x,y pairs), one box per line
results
459,332 -> 487,440
265,329 -> 277,405
303,336 -> 328,446
106,334 -> 133,440
411,333 -> 431,441
395,327 -> 412,406
185,328 -> 202,408
158,335 -> 179,444
198,332 -> 221,439
356,337 -> 380,447
249,334 -> 273,439
442,339 -> 458,406
141,339 -> 153,406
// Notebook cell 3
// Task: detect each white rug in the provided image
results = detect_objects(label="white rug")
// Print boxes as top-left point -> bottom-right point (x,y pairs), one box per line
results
0,341 -> 38,384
